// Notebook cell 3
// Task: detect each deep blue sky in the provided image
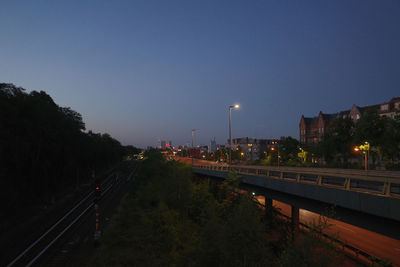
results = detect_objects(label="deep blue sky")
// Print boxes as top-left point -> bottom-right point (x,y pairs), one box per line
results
1,1 -> 399,148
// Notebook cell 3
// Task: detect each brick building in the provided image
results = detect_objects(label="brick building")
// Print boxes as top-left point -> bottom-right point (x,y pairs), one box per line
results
299,97 -> 400,145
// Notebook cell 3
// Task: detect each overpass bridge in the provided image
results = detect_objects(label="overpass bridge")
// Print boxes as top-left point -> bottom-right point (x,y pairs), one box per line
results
193,164 -> 400,222
192,163 -> 400,264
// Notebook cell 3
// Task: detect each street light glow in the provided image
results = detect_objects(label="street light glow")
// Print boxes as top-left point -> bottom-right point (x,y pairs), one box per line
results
229,103 -> 240,165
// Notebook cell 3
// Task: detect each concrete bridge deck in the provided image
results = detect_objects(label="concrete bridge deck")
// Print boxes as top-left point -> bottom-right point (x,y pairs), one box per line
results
193,164 -> 400,222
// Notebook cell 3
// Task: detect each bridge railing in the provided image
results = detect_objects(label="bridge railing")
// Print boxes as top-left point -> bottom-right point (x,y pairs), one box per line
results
193,164 -> 400,197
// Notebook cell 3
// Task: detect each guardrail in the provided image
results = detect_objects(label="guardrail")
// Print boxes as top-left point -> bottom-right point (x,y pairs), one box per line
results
193,164 -> 400,197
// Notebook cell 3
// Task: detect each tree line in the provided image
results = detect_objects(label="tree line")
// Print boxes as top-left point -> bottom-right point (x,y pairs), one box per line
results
91,150 -> 349,266
0,83 -> 140,214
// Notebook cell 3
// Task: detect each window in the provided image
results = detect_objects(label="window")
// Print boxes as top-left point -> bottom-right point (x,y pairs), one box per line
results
381,104 -> 389,111
356,114 -> 360,120
395,102 -> 400,109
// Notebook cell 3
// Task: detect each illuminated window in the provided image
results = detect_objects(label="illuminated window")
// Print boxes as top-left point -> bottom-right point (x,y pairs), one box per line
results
381,104 -> 389,111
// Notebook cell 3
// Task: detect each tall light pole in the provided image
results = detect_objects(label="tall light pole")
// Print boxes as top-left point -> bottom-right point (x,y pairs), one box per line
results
191,129 -> 198,165
191,129 -> 196,148
229,104 -> 240,165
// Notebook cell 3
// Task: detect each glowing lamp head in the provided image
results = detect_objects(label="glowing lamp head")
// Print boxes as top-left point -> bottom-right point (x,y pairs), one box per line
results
234,104 -> 240,109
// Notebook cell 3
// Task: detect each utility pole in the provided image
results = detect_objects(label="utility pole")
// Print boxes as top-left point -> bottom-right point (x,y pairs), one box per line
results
229,104 -> 240,165
192,129 -> 195,148
191,129 -> 197,165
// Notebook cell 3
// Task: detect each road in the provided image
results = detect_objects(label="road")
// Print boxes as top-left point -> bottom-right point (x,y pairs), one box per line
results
254,195 -> 400,265
174,156 -> 227,166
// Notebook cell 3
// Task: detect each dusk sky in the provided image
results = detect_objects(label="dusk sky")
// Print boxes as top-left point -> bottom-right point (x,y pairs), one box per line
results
1,1 -> 399,148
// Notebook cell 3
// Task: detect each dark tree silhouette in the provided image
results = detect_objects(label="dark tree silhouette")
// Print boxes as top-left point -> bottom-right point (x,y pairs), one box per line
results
0,83 -> 139,214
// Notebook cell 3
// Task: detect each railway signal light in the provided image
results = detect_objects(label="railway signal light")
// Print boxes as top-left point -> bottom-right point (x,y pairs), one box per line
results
94,184 -> 101,203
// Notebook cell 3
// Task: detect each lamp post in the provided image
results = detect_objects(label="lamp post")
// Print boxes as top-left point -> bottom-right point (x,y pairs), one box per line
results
191,129 -> 198,165
229,104 -> 240,165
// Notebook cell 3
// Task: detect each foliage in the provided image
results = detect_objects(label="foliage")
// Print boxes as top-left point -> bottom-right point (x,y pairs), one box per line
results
0,83 -> 138,214
315,108 -> 400,168
319,117 -> 354,166
319,109 -> 400,167
221,170 -> 241,191
280,136 -> 300,162
379,112 -> 400,162
92,151 -> 346,267
279,208 -> 344,267
93,151 -> 277,266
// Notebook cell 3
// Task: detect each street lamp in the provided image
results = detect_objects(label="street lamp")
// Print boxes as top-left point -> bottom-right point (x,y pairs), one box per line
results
229,104 -> 240,165
191,129 -> 198,165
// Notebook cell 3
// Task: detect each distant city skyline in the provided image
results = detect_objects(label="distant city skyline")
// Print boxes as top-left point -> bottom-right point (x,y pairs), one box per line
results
1,1 -> 399,148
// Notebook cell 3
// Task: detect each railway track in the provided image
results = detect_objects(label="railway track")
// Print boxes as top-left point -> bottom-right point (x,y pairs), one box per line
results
5,162 -> 139,267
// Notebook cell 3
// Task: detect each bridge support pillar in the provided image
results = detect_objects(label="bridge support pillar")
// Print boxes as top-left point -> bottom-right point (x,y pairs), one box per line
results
291,205 -> 299,240
384,182 -> 391,196
264,194 -> 273,218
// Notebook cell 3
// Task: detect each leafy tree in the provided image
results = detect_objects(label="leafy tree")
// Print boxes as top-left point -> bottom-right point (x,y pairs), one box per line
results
214,147 -> 227,162
378,112 -> 400,163
354,108 -> 384,147
319,117 -> 354,166
91,150 -> 346,267
231,146 -> 243,161
0,83 -> 131,214
280,136 -> 300,163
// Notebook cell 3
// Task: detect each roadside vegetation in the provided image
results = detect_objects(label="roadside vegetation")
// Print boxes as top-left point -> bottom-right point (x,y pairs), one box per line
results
0,83 -> 140,216
92,150 -> 349,266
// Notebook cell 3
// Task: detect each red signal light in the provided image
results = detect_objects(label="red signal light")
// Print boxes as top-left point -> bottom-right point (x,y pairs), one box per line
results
96,186 -> 100,190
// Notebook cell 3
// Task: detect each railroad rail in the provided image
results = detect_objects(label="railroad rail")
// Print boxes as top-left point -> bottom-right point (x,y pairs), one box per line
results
6,163 -> 138,267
